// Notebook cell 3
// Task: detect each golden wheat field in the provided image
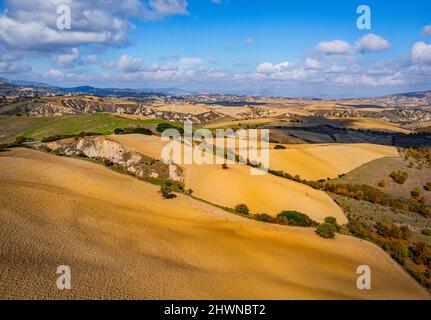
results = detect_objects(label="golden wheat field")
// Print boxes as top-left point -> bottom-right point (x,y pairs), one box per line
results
267,143 -> 400,181
108,134 -> 346,223
0,148 -> 429,299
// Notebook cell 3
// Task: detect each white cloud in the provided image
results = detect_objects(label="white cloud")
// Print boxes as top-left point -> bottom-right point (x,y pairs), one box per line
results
411,42 -> 431,63
52,48 -> 80,67
257,61 -> 289,74
316,40 -> 351,55
116,54 -> 144,72
422,24 -> 431,36
0,60 -> 31,73
305,58 -> 320,69
244,38 -> 254,45
46,69 -> 64,80
176,57 -> 204,69
355,34 -> 390,53
0,0 -> 188,53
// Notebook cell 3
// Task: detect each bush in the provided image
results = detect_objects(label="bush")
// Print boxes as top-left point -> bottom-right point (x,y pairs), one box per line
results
160,186 -> 176,199
129,127 -> 153,135
424,182 -> 431,192
422,228 -> 431,236
277,211 -> 313,227
411,187 -> 422,199
324,217 -> 337,225
114,128 -> 125,135
255,213 -> 272,222
274,145 -> 286,150
156,123 -> 184,134
324,216 -> 340,231
390,171 -> 408,184
235,204 -> 250,215
316,223 -> 337,239
222,163 -> 228,169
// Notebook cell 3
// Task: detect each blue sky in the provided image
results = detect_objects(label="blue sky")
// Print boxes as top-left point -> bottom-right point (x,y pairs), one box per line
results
0,0 -> 430,97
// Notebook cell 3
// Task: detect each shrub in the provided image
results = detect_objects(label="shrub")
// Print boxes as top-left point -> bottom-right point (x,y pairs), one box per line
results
222,163 -> 228,169
160,186 -> 176,199
316,223 -> 337,239
274,144 -> 286,150
424,182 -> 431,192
14,136 -> 29,145
390,171 -> 408,184
235,204 -> 250,215
422,228 -> 431,236
324,216 -> 337,225
156,123 -> 184,134
255,213 -> 272,222
114,128 -> 125,135
277,211 -> 313,227
411,187 -> 422,199
129,127 -> 153,135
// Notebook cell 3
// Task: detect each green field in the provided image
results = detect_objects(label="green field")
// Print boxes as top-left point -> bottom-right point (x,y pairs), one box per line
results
0,114 -> 179,143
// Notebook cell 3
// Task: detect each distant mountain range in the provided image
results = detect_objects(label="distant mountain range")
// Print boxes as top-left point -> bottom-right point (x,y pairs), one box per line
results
0,78 -> 196,97
0,77 -> 430,102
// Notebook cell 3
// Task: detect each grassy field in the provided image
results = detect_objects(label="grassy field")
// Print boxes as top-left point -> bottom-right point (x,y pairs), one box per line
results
0,114 -> 176,143
335,156 -> 431,204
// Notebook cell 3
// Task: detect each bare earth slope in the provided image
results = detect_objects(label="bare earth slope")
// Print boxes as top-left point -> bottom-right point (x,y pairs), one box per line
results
0,148 -> 429,299
268,143 -> 399,181
108,135 -> 346,223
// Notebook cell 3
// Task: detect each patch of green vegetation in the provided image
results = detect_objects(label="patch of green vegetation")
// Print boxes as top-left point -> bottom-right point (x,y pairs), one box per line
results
422,228 -> 431,237
234,204 -> 250,215
276,211 -> 314,227
114,127 -> 153,135
390,170 -> 409,184
411,187 -> 422,199
19,113 -> 174,141
254,213 -> 272,222
160,186 -> 177,199
316,223 -> 337,239
156,122 -> 184,134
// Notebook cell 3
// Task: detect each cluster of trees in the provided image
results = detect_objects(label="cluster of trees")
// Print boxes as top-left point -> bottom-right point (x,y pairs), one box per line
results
316,217 -> 340,239
348,218 -> 431,289
114,127 -> 153,135
317,182 -> 431,218
403,147 -> 431,167
156,123 -> 184,135
159,180 -> 186,199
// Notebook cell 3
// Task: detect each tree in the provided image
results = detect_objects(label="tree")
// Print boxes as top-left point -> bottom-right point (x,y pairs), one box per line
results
160,186 -> 176,199
411,187 -> 422,199
235,204 -> 249,215
277,211 -> 313,227
114,128 -> 125,135
316,223 -> 337,239
255,213 -> 272,222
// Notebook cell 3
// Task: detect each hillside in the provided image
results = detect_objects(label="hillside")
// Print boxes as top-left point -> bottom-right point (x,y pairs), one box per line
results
0,148 -> 429,299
